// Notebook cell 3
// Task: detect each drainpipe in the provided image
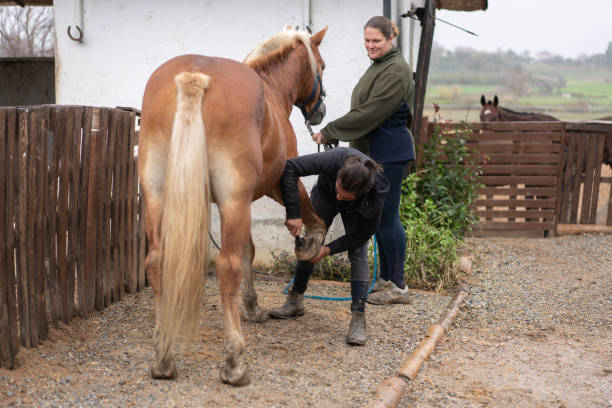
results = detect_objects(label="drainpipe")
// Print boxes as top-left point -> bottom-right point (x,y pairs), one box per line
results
303,0 -> 312,32
383,0 -> 391,18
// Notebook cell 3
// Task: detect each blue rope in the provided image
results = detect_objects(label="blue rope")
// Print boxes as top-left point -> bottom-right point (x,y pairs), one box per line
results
282,235 -> 379,301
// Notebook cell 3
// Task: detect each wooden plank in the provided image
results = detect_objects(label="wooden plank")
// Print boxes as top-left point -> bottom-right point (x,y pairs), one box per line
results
478,187 -> 556,196
91,109 -> 107,311
482,154 -> 560,164
35,108 -> 49,342
553,123 -> 566,236
101,110 -> 114,307
16,109 -> 31,347
481,165 -> 559,176
125,113 -> 136,293
479,176 -> 557,186
473,221 -> 554,231
557,224 -> 612,235
0,108 -> 13,368
58,107 -> 75,323
108,111 -> 120,302
4,108 -> 19,364
468,132 -> 561,142
468,229 -> 545,238
569,133 -> 587,223
580,133 -> 597,224
478,121 -> 562,132
111,113 -> 125,299
85,109 -> 102,313
67,106 -> 83,321
565,122 -> 612,133
118,112 -> 128,294
559,133 -> 575,223
77,107 -> 93,317
475,198 -> 555,208
476,209 -> 555,219
587,134 -> 605,224
46,107 -> 61,327
128,114 -> 139,292
26,108 -> 40,347
471,143 -> 561,153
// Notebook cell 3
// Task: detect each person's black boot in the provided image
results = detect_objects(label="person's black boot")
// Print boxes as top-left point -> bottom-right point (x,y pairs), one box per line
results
269,289 -> 304,319
346,281 -> 368,346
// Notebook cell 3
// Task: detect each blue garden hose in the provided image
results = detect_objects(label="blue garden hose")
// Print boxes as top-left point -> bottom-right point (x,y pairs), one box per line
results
282,235 -> 379,301
209,232 -> 380,301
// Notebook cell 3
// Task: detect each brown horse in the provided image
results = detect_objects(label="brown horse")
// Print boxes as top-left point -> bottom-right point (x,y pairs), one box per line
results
138,27 -> 328,386
480,94 -> 559,122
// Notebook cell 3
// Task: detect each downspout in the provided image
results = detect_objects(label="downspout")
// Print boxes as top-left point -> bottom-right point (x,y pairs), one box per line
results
303,0 -> 312,32
383,0 -> 391,18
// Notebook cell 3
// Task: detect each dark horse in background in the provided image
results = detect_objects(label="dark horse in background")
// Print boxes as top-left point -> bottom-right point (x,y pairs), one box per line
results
480,94 -> 611,166
480,94 -> 559,122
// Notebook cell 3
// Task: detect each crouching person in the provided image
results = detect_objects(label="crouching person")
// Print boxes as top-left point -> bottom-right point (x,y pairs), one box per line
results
270,147 -> 389,346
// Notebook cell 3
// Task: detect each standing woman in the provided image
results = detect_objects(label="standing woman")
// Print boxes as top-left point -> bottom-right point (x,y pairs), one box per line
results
313,16 -> 414,304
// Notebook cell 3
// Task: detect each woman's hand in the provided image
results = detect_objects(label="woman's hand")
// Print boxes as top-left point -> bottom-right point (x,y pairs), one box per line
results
312,132 -> 328,145
309,246 -> 330,263
285,218 -> 303,237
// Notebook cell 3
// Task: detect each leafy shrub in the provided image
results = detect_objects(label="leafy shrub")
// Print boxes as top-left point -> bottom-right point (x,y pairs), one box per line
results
401,122 -> 483,290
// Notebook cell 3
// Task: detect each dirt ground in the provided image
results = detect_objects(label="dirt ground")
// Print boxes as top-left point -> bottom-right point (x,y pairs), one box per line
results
0,235 -> 611,407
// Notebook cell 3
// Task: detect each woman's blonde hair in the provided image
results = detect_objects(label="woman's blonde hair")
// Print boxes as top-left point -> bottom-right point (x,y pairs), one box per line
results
364,16 -> 399,40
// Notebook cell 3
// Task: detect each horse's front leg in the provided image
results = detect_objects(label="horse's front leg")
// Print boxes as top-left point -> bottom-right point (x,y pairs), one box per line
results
268,182 -> 326,261
240,236 -> 268,322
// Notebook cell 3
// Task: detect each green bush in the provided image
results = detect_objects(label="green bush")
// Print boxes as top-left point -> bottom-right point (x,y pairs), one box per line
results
401,122 -> 483,290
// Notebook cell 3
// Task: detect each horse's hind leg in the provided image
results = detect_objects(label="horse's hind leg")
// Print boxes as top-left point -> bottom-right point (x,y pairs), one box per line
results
139,142 -> 177,379
240,236 -> 268,322
216,201 -> 252,386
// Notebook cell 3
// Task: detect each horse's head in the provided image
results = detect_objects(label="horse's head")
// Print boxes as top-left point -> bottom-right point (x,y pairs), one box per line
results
479,94 -> 501,122
294,27 -> 328,126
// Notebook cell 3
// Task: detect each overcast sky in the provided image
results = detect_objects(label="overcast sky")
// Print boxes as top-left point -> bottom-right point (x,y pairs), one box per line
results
432,0 -> 611,58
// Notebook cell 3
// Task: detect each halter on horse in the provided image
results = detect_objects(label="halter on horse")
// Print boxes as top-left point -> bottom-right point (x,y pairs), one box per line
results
138,26 -> 328,386
480,94 -> 559,122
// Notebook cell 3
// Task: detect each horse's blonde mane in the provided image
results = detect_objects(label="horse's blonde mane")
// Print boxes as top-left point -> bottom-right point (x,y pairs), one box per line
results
244,27 -> 317,76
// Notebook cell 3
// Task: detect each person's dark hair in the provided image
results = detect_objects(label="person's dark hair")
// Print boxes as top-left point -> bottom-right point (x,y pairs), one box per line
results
364,16 -> 399,40
337,155 -> 383,198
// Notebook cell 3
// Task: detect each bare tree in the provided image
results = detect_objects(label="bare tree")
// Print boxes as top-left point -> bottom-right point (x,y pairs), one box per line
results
0,6 -> 54,57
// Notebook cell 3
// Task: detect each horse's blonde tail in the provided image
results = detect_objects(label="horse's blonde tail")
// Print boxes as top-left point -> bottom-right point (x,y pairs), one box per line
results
157,72 -> 211,362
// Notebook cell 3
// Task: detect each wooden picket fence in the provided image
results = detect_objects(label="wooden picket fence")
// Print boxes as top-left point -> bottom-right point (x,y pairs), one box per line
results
0,105 -> 146,369
421,120 -> 612,237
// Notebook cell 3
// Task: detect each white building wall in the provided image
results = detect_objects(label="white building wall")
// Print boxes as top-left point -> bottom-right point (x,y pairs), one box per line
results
53,0 -> 395,265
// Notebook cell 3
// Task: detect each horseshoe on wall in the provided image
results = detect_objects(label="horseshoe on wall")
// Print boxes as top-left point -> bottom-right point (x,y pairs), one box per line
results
67,25 -> 83,42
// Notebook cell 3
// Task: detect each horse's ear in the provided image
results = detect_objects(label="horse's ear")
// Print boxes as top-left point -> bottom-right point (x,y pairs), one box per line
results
493,95 -> 499,107
311,26 -> 328,47
284,25 -> 294,31
480,95 -> 486,106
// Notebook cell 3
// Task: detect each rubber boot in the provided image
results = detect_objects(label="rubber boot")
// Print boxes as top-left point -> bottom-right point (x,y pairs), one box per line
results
269,289 -> 304,319
346,281 -> 368,346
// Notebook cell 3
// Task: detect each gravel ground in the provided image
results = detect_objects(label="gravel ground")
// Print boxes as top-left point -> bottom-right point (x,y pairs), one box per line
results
0,235 -> 610,407
403,234 -> 612,408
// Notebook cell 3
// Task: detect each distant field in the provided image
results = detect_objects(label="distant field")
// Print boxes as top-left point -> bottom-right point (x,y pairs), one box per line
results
425,63 -> 612,122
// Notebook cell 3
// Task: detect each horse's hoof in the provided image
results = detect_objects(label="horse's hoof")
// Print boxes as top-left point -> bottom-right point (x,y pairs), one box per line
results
295,236 -> 322,261
220,364 -> 250,387
151,358 -> 177,379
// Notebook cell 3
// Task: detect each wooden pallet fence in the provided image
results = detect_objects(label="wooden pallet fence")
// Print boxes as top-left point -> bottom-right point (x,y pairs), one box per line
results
558,122 -> 612,228
0,105 -> 146,369
420,121 -> 564,237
